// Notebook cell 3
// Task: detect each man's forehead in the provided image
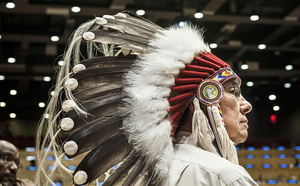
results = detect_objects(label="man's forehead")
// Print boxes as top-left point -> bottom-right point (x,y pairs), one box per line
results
0,141 -> 18,156
223,78 -> 240,87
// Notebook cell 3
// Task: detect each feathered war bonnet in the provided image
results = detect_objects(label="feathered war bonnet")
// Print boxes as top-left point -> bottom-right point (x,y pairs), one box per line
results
35,11 -> 240,186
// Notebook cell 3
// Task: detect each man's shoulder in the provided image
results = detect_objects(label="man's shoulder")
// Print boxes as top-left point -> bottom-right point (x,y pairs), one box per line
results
170,142 -> 256,185
173,143 -> 235,169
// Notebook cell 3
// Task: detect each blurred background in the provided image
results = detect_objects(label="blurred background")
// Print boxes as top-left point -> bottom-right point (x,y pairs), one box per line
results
0,0 -> 300,184
1,0 -> 300,146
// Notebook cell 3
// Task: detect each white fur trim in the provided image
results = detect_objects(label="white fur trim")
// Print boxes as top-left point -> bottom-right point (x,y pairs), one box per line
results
192,98 -> 217,154
212,105 -> 239,164
95,17 -> 107,25
64,78 -> 78,91
72,64 -> 86,73
122,25 -> 210,183
74,170 -> 88,185
64,141 -> 78,156
60,117 -> 74,131
62,100 -> 76,112
83,31 -> 95,41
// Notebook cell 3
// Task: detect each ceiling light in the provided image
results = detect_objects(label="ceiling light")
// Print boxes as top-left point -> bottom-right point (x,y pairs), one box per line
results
136,10 -> 145,16
0,102 -> 6,107
178,21 -> 186,28
0,35 -> 2,39
258,44 -> 266,50
71,6 -> 81,13
0,75 -> 5,81
8,57 -> 16,63
273,105 -> 280,111
209,43 -> 218,49
284,83 -> 291,88
269,94 -> 276,101
58,60 -> 65,66
250,15 -> 259,21
194,12 -> 203,19
6,2 -> 15,9
39,102 -> 46,108
246,81 -> 254,87
10,89 -> 17,95
51,91 -> 55,96
241,63 -> 249,70
43,76 -> 51,82
285,65 -> 293,71
44,114 -> 49,119
10,113 -> 16,118
51,36 -> 59,42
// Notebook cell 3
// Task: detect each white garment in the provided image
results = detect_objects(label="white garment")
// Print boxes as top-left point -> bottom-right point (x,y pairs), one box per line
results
169,134 -> 258,186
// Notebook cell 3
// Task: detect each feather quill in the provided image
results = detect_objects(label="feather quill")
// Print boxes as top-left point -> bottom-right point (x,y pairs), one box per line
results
72,66 -> 130,81
89,30 -> 149,52
121,11 -> 163,31
75,74 -> 124,93
73,86 -> 123,102
79,55 -> 136,68
97,18 -> 154,39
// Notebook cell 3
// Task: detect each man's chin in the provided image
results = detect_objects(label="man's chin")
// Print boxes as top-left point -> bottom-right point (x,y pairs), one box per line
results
240,133 -> 248,144
233,133 -> 248,145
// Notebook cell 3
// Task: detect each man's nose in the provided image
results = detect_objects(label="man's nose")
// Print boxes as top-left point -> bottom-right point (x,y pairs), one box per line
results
240,96 -> 252,115
9,161 -> 18,171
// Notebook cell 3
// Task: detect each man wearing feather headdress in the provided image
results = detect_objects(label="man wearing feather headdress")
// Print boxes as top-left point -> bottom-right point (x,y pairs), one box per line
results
35,11 -> 257,185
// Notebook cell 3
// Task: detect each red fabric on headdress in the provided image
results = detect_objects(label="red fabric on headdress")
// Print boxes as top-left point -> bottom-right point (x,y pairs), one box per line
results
201,52 -> 230,68
169,104 -> 186,138
168,98 -> 189,113
175,78 -> 203,85
168,92 -> 194,104
180,70 -> 210,78
193,56 -> 221,70
171,84 -> 198,92
185,65 -> 215,74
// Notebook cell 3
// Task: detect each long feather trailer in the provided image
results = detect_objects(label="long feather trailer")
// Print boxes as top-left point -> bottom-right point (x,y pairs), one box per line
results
62,95 -> 123,131
95,18 -> 155,39
36,12 -> 179,185
85,30 -> 150,53
79,55 -> 136,67
101,151 -> 140,186
62,115 -> 123,158
72,133 -> 130,185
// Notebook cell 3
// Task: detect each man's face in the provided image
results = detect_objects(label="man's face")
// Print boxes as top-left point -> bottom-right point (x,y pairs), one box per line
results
0,141 -> 19,182
220,78 -> 252,145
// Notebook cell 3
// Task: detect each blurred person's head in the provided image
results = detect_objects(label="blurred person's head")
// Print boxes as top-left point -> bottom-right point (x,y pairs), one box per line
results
0,140 -> 22,184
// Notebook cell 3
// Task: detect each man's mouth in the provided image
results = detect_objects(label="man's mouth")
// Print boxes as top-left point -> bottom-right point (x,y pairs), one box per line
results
2,173 -> 17,182
240,119 -> 248,128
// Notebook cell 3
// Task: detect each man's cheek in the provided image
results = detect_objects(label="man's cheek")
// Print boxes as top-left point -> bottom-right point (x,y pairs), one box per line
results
0,164 -> 6,172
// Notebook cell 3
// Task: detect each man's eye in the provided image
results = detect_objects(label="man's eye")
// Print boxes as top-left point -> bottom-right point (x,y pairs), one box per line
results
225,85 -> 241,99
229,87 -> 235,93
4,154 -> 13,161
234,88 -> 241,98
